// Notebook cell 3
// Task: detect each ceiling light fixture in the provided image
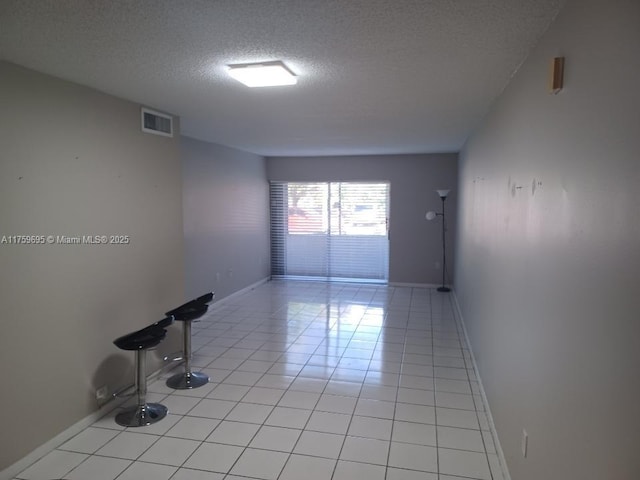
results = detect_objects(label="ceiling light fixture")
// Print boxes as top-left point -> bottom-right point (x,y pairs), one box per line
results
227,61 -> 297,88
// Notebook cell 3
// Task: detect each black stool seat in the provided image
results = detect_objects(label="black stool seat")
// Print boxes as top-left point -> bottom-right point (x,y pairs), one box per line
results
165,292 -> 214,390
113,325 -> 167,351
113,317 -> 173,427
166,301 -> 208,322
196,292 -> 214,304
153,316 -> 174,329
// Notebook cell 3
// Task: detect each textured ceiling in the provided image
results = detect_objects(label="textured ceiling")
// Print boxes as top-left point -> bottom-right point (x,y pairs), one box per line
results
0,0 -> 563,156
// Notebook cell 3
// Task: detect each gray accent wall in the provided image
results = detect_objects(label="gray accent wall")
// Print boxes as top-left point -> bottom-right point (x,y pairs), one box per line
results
454,1 -> 640,479
0,62 -> 185,470
181,137 -> 270,300
267,154 -> 458,285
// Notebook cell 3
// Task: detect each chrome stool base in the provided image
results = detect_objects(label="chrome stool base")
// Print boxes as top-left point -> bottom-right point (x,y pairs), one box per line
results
166,371 -> 209,390
113,320 -> 173,428
115,402 -> 168,427
164,306 -> 211,390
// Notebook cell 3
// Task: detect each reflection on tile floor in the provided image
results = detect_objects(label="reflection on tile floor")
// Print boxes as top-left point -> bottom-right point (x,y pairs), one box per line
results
15,280 -> 505,480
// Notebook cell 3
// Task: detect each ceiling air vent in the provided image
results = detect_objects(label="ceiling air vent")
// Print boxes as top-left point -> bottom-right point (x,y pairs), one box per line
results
141,107 -> 173,137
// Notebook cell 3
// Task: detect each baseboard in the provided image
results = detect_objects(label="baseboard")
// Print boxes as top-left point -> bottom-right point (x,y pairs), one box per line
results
207,276 -> 270,311
388,282 -> 443,288
451,288 -> 512,480
0,400 -> 128,480
2,279 -> 277,479
0,363 -> 173,480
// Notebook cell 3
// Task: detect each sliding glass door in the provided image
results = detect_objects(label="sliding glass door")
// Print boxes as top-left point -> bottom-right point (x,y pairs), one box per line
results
270,182 -> 389,282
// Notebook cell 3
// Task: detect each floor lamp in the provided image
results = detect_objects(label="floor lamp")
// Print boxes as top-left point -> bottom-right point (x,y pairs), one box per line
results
426,189 -> 451,292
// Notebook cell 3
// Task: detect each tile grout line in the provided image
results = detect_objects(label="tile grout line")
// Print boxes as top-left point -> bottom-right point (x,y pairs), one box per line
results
14,281 -> 493,480
449,289 -> 493,480
429,286 -> 441,479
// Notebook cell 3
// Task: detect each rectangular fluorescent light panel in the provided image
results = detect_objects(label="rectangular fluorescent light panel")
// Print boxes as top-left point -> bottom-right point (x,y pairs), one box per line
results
227,61 -> 297,87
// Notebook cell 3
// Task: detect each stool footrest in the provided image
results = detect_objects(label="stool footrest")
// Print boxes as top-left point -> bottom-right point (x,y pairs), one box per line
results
113,391 -> 135,400
163,352 -> 184,363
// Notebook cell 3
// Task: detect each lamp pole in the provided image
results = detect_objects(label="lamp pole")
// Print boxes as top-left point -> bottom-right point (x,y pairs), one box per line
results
426,189 -> 451,292
437,194 -> 450,292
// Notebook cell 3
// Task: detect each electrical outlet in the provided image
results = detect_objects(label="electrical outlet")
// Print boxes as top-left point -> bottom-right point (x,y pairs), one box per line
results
96,385 -> 108,401
521,429 -> 528,458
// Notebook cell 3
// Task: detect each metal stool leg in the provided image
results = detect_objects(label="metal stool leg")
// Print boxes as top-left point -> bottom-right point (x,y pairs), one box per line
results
166,320 -> 209,389
116,350 -> 168,427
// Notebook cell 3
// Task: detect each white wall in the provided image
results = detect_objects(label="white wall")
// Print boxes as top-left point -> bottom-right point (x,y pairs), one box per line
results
181,137 -> 270,300
454,1 -> 640,478
267,154 -> 458,285
0,62 -> 185,471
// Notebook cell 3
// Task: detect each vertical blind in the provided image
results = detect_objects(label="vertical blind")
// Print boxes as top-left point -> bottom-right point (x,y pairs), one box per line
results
270,181 -> 389,282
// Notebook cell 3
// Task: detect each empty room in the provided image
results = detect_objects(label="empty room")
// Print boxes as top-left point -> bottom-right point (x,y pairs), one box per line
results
0,1 -> 638,479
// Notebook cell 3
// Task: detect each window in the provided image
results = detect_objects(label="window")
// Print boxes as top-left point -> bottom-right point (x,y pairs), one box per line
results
270,182 -> 389,282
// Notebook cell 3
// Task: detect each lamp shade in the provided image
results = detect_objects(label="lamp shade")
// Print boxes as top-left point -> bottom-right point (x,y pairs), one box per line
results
436,189 -> 450,199
425,211 -> 437,221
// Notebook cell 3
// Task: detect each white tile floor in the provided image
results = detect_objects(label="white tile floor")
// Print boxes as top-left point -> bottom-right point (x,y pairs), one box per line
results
15,280 -> 505,480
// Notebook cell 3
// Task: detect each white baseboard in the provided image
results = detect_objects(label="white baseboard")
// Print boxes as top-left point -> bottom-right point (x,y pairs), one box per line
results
0,398 -> 130,480
2,278 -> 274,480
0,363 -> 173,480
207,277 -> 270,311
451,289 -> 512,480
388,282 -> 443,288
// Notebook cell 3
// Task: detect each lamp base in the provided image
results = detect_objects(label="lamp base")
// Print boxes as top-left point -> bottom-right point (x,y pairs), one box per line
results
437,286 -> 451,292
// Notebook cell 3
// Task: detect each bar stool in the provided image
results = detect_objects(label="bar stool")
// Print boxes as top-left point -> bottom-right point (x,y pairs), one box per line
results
196,292 -> 214,305
165,292 -> 214,389
113,317 -> 173,427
